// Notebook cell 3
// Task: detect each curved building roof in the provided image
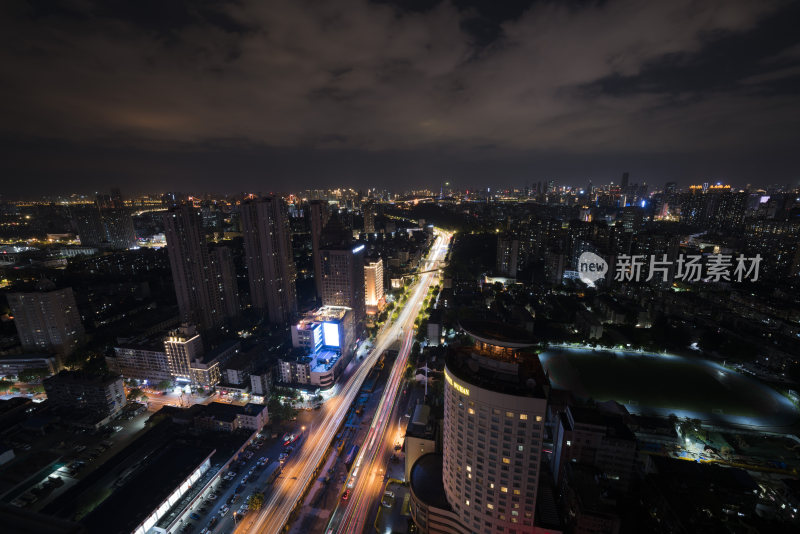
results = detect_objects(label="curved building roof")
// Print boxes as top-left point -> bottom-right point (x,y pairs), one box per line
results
459,319 -> 536,349
409,453 -> 451,511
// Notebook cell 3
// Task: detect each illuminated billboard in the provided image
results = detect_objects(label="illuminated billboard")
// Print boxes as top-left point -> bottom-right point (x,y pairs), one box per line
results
323,322 -> 340,348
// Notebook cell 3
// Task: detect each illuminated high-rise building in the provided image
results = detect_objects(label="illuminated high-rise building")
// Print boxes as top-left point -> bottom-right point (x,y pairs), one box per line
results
240,195 -> 297,324
309,200 -> 330,301
163,204 -> 226,330
363,201 -> 376,233
409,321 -> 549,534
7,279 -> 84,355
102,208 -> 137,249
164,324 -> 204,383
72,205 -> 106,247
210,246 -> 241,319
364,258 -> 384,313
320,213 -> 365,335
496,234 -> 521,277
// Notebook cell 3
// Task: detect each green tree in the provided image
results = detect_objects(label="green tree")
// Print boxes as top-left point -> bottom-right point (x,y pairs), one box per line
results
248,492 -> 265,511
156,379 -> 173,391
268,396 -> 298,423
127,387 -> 148,402
0,379 -> 14,393
17,368 -> 48,383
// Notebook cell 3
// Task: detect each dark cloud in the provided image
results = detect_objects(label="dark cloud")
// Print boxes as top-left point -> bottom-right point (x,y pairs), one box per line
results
0,0 -> 798,196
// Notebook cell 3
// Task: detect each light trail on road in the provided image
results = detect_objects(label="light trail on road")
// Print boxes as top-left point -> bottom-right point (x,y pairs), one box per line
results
330,231 -> 450,534
240,229 -> 450,534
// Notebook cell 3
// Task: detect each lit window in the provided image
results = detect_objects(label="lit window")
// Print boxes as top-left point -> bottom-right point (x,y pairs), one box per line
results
487,503 -> 494,510
506,411 -> 514,418
535,416 -> 543,422
513,489 -> 521,495
465,500 -> 470,506
501,487 -> 508,493
466,465 -> 472,472
469,408 -> 475,415
566,440 -> 571,446
519,414 -> 528,420
518,445 -> 523,451
503,458 -> 511,464
489,483 -> 495,489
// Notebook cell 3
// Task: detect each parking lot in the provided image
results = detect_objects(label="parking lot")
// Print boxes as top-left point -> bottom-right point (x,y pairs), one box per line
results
173,426 -> 307,534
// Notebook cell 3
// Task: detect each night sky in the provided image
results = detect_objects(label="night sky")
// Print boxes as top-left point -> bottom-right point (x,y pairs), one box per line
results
1,0 -> 799,197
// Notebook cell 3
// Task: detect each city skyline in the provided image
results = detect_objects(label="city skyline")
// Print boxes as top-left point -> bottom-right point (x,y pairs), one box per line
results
1,0 -> 799,196
1,2 -> 800,534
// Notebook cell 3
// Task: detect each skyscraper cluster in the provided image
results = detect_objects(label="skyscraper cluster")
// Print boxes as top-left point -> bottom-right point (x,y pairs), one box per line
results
163,195 -> 368,336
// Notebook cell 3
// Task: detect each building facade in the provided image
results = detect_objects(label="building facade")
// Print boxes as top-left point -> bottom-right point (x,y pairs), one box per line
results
7,282 -> 84,355
240,196 -> 298,324
163,204 -> 232,330
364,258 -> 384,314
109,341 -> 171,383
43,370 -> 126,417
210,246 -> 241,320
411,321 -> 550,534
320,214 -> 365,335
309,200 -> 331,300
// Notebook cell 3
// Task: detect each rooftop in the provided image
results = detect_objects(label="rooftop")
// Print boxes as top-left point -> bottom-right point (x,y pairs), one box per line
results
568,406 -> 637,442
199,339 -> 241,364
460,319 -> 536,349
43,370 -> 121,388
409,453 -> 451,511
80,443 -> 214,534
313,306 -> 351,322
445,346 -> 548,399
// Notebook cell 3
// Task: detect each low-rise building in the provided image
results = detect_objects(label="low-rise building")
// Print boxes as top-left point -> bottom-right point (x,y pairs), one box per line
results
284,305 -> 354,389
250,370 -> 272,400
404,404 -> 438,482
43,370 -> 126,418
553,406 -> 637,491
109,336 -> 170,383
0,353 -> 61,379
193,402 -> 268,433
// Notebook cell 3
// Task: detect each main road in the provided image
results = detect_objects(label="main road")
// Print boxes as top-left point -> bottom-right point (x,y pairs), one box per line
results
241,228 -> 451,534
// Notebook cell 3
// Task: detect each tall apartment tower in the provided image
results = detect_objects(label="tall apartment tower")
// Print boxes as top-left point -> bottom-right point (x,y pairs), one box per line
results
409,321 -> 549,534
496,234 -> 521,277
309,200 -> 330,300
72,205 -> 106,247
7,279 -> 85,355
363,201 -> 376,234
320,213 -> 366,335
364,258 -> 384,314
72,198 -> 136,250
240,196 -> 297,324
211,246 -> 241,319
102,208 -> 137,249
163,204 -> 227,330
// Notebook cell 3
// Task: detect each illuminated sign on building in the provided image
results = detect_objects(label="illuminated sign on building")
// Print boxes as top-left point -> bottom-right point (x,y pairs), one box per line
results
323,322 -> 340,348
352,244 -> 365,254
445,369 -> 470,396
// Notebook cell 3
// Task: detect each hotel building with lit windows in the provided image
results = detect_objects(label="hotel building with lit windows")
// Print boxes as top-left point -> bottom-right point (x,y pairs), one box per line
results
410,321 -> 554,534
